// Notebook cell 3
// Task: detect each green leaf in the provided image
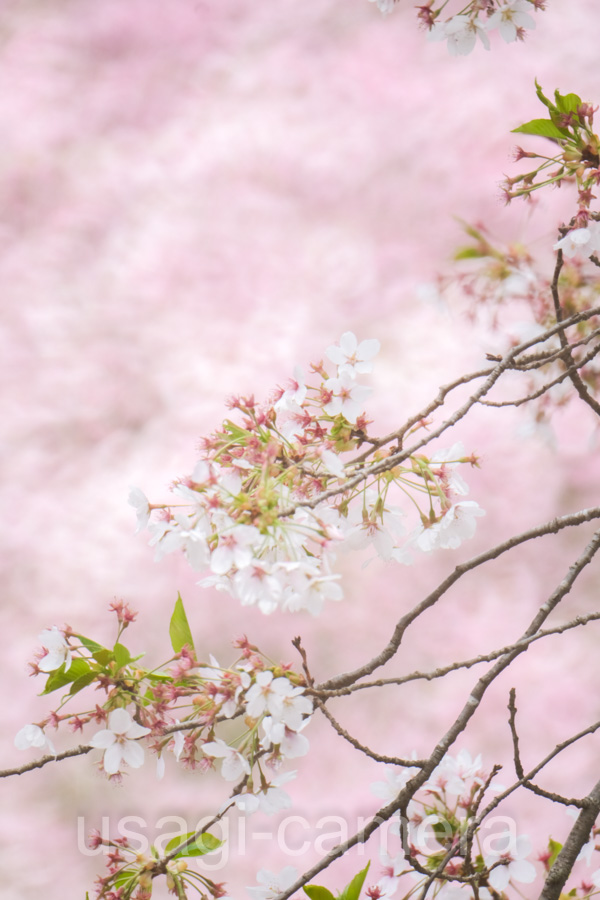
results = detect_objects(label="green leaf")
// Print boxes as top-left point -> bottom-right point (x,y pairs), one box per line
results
548,837 -> 563,867
69,671 -> 97,696
165,831 -> 222,858
338,862 -> 371,900
511,119 -> 569,140
113,868 -> 137,889
303,888 -> 336,900
92,648 -> 114,666
454,247 -> 487,260
41,658 -> 92,695
535,79 -> 555,112
223,419 -> 250,440
169,593 -> 195,654
113,642 -> 131,670
76,634 -> 105,654
554,90 -> 582,115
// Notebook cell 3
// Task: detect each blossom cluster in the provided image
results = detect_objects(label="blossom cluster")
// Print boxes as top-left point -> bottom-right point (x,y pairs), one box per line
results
14,602 -> 313,819
504,83 -> 600,220
366,752 -> 600,900
368,752 -> 535,899
88,828 -> 226,900
131,333 -> 484,617
368,0 -> 543,56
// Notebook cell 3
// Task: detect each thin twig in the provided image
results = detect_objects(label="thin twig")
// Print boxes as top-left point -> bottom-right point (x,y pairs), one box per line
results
315,699 -> 426,767
317,506 -> 600,692
550,249 -> 600,418
312,611 -> 600,697
274,529 -> 600,900
508,688 -> 524,779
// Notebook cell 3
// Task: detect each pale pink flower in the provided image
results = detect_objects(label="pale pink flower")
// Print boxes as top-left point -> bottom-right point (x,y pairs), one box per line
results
210,524 -> 261,575
323,371 -> 372,424
233,561 -> 283,614
14,724 -> 56,755
554,223 -> 600,259
38,626 -> 72,673
487,0 -> 536,42
416,501 -> 485,551
371,765 -> 418,803
484,832 -> 536,890
261,717 -> 310,758
202,738 -> 251,781
268,678 -> 313,729
89,709 -> 151,775
128,487 -> 151,533
428,16 -> 490,55
377,849 -> 405,897
235,771 -> 296,816
326,331 -> 380,376
275,365 -> 307,411
425,749 -> 483,795
247,867 -> 299,900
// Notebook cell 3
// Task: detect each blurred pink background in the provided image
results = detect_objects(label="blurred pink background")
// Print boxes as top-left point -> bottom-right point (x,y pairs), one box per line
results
2,1 -> 600,898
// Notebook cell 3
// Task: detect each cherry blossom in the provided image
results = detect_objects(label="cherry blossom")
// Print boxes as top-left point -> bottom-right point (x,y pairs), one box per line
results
554,223 -> 600,259
261,717 -> 310,758
127,487 -> 151,533
235,771 -> 296,816
429,443 -> 470,498
371,765 -> 419,803
265,677 -> 313,730
323,371 -> 373,424
210,524 -> 261,576
326,331 -> 381,376
281,569 -> 343,616
275,365 -> 307,411
247,867 -> 299,900
345,495 -> 406,563
487,0 -> 536,42
367,0 -> 396,15
37,626 -> 72,673
202,738 -> 252,781
415,501 -> 485,552
484,832 -> 536,890
375,849 -> 405,898
232,561 -> 283,614
89,708 -> 151,775
425,749 -> 484,795
14,723 -> 56,755
428,16 -> 490,56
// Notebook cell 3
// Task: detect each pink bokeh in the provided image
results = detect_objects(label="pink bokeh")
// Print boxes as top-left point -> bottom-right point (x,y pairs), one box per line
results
3,1 -> 600,898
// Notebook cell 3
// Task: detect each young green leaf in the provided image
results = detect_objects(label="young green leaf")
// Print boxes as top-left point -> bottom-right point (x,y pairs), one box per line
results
69,671 -> 98,696
169,594 -> 195,654
548,837 -> 563,867
165,831 -> 222,858
454,247 -> 487,260
76,634 -> 106,654
535,79 -> 555,112
303,887 -> 336,900
512,119 -> 569,140
554,90 -> 583,115
338,862 -> 371,900
113,642 -> 132,670
41,658 -> 92,695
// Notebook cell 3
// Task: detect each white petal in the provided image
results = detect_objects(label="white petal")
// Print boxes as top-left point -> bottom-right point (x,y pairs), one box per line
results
89,729 -> 117,750
126,721 -> 151,740
108,708 -> 134,735
121,740 -> 146,769
103,744 -> 124,775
